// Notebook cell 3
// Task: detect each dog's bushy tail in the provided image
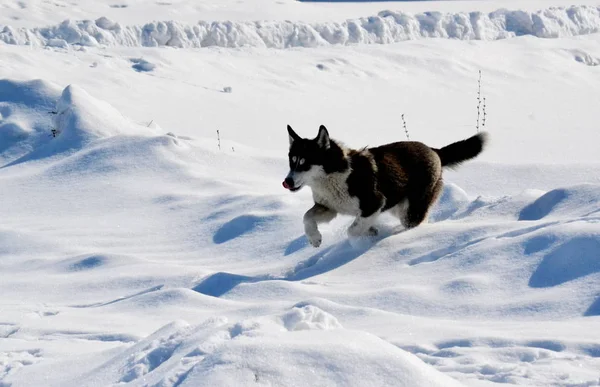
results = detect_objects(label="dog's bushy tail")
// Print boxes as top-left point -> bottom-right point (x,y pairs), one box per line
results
433,132 -> 488,168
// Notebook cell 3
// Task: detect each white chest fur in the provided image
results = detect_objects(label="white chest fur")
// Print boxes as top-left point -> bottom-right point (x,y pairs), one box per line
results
310,170 -> 360,216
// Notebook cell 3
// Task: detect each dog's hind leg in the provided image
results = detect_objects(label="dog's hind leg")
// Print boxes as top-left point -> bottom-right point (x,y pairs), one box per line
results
347,211 -> 381,239
304,203 -> 337,248
403,178 -> 443,229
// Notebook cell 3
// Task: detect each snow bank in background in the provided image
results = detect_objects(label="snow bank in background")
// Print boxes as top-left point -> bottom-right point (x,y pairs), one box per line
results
1,5 -> 600,49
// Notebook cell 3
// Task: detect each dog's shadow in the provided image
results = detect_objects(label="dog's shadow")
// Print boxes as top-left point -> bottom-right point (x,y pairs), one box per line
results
286,223 -> 403,280
194,223 -> 403,297
284,235 -> 308,256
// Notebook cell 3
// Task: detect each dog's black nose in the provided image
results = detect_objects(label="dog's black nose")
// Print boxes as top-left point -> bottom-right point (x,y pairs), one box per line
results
283,177 -> 294,189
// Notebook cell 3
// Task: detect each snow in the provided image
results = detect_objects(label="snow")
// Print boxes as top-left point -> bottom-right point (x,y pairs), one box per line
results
1,0 -> 600,386
3,6 -> 600,48
3,0 -> 600,28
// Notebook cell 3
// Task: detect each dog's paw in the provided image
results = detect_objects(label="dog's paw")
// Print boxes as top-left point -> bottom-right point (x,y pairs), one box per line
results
347,224 -> 361,238
347,225 -> 378,239
367,226 -> 378,237
306,232 -> 322,248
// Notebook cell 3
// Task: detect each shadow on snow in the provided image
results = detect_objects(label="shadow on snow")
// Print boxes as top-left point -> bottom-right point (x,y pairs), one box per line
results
195,226 -> 399,297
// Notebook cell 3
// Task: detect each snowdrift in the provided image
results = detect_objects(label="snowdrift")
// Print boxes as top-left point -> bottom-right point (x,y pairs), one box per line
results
1,5 -> 600,49
2,83 -> 600,387
0,79 -> 61,165
23,307 -> 464,387
0,80 -> 155,167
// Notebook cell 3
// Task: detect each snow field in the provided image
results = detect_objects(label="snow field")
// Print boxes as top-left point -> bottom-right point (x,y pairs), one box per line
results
1,74 -> 599,385
1,1 -> 600,386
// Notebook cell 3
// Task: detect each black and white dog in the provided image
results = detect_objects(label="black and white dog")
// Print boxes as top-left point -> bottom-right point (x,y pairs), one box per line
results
283,125 -> 487,247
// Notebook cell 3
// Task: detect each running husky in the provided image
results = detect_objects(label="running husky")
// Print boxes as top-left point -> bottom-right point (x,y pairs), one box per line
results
283,125 -> 488,247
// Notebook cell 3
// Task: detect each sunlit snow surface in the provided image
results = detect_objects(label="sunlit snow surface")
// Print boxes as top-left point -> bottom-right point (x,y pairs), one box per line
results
1,0 -> 600,386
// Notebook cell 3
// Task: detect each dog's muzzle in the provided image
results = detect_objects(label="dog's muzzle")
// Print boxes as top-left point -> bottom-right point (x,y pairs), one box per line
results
282,177 -> 301,191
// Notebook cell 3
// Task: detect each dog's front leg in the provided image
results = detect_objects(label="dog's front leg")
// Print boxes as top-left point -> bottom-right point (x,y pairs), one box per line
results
303,203 -> 337,248
347,212 -> 380,239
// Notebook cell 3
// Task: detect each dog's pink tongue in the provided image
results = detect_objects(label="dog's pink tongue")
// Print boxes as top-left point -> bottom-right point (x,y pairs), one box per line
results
282,180 -> 291,190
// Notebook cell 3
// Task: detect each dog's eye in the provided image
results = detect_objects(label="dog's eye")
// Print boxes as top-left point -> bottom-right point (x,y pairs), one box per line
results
292,156 -> 297,163
299,158 -> 305,165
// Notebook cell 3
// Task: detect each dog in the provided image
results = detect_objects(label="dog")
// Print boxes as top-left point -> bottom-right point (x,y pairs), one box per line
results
282,125 -> 488,247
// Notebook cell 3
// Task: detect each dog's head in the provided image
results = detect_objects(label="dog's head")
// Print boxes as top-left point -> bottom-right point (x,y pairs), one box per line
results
282,125 -> 332,192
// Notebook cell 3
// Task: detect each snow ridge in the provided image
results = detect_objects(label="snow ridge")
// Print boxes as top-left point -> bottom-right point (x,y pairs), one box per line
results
1,5 -> 600,49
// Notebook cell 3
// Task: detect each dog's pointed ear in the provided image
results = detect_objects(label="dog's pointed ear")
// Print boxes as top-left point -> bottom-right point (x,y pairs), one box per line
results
287,125 -> 300,146
316,125 -> 330,149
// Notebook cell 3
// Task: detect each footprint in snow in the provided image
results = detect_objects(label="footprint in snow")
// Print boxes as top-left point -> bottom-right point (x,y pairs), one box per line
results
130,58 -> 156,73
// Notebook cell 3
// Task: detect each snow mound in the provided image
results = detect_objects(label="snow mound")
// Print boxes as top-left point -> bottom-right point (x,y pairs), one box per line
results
519,184 -> 600,221
0,79 -> 61,165
180,329 -> 464,387
59,308 -> 463,387
1,5 -> 600,49
4,84 -> 152,166
279,304 -> 343,331
53,84 -> 146,145
430,183 -> 470,222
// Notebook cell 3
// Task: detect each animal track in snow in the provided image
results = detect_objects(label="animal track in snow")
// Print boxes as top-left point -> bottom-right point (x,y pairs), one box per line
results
572,51 -> 600,66
130,58 -> 156,72
0,349 -> 42,381
0,323 -> 19,339
404,337 -> 600,387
